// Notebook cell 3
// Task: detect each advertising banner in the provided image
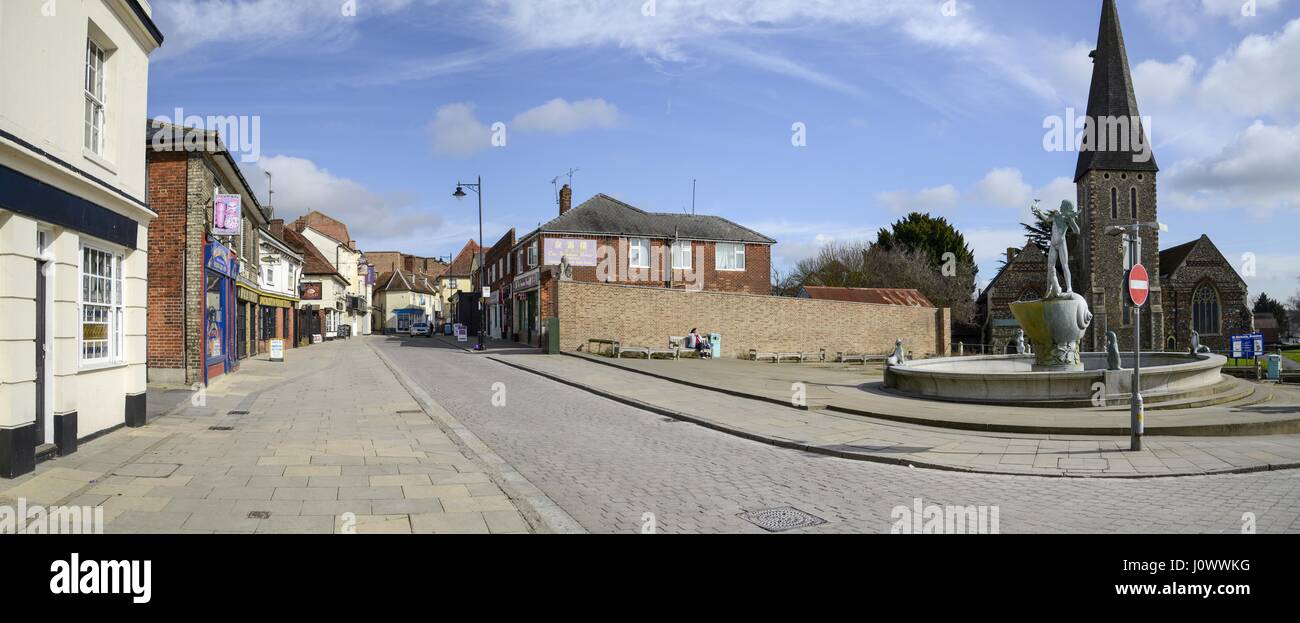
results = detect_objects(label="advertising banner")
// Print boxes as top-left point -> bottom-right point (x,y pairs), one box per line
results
213,194 -> 242,236
544,237 -> 597,267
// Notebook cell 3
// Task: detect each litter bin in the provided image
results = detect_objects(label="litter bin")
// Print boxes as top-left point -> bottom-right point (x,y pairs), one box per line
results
709,332 -> 721,359
1268,354 -> 1282,380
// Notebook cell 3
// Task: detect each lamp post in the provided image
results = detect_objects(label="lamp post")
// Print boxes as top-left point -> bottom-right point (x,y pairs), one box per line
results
1106,219 -> 1167,451
453,177 -> 485,351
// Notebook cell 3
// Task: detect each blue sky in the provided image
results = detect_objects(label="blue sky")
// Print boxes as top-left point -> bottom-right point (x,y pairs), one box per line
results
145,0 -> 1300,301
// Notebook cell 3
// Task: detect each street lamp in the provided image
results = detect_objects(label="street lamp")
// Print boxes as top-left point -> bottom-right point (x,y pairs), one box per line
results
1106,219 -> 1167,451
453,176 -> 485,351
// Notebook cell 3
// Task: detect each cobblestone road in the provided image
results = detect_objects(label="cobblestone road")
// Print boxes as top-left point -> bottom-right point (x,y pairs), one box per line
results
376,337 -> 1300,534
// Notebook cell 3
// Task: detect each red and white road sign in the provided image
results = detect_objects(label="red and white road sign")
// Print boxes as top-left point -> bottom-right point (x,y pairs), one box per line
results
1128,264 -> 1150,307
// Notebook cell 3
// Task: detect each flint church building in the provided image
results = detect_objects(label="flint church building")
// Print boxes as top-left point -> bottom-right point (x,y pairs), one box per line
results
980,0 -> 1251,354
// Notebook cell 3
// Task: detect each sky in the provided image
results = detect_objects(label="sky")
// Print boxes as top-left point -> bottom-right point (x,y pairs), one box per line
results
145,0 -> 1300,302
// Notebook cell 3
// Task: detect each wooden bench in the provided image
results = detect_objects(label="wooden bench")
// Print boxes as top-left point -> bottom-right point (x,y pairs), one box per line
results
587,338 -> 621,357
750,350 -> 777,362
618,346 -> 680,360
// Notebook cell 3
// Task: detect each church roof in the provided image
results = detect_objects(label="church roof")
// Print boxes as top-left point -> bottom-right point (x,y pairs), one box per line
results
1158,236 -> 1201,279
1075,0 -> 1159,181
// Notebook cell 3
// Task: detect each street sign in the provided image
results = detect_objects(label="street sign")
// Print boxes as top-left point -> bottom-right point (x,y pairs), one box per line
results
1232,333 -> 1265,358
482,286 -> 491,299
1127,264 -> 1149,307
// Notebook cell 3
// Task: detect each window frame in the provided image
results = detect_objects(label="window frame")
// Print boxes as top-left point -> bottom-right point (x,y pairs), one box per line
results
715,242 -> 747,272
1192,284 -> 1221,336
1130,186 -> 1139,219
79,242 -> 125,367
84,38 -> 107,156
1110,187 -> 1118,220
628,238 -> 651,269
671,240 -> 693,270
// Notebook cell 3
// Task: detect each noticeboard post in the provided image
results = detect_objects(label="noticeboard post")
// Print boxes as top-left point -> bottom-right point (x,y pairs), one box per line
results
1232,333 -> 1265,359
269,339 -> 284,362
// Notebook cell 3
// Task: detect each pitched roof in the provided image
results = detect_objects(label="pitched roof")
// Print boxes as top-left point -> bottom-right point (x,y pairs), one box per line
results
536,194 -> 776,244
1074,0 -> 1159,181
1158,236 -> 1200,278
445,240 -> 480,277
281,227 -> 347,283
291,211 -> 354,250
800,286 -> 934,308
375,269 -> 437,295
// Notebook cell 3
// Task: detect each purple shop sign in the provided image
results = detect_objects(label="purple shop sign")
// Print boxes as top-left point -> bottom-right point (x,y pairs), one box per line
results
543,237 -> 597,267
213,194 -> 242,236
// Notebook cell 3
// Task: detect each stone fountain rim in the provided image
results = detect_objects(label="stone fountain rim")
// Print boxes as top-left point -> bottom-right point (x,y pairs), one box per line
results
888,352 -> 1227,380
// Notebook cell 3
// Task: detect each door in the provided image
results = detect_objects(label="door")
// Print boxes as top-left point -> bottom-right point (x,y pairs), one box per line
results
34,261 -> 47,445
236,303 -> 248,359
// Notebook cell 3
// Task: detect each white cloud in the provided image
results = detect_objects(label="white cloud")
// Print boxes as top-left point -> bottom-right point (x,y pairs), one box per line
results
426,103 -> 495,157
249,155 -> 444,244
875,185 -> 960,214
970,168 -> 1033,211
1136,0 -> 1287,40
1164,121 -> 1300,215
153,0 -> 424,59
965,227 -> 1031,265
1200,18 -> 1300,117
511,98 -> 621,133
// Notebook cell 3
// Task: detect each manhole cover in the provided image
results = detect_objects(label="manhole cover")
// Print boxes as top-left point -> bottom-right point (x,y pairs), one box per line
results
247,511 -> 271,519
227,410 -> 250,415
737,507 -> 827,533
208,426 -> 234,431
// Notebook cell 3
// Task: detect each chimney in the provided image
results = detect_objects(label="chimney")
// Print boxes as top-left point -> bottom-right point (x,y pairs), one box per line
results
1007,248 -> 1019,264
559,184 -> 572,216
270,219 -> 285,237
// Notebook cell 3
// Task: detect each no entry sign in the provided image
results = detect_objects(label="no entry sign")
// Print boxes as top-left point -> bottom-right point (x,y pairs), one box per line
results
1128,264 -> 1150,307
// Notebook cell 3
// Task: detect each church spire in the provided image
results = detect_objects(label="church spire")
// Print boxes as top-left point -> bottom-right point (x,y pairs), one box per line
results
1074,0 -> 1158,182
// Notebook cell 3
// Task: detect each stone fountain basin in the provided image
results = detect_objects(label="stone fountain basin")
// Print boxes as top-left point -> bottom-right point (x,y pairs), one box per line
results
883,352 -> 1227,406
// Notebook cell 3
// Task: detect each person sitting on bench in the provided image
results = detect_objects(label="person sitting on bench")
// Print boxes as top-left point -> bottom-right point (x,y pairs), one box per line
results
688,328 -> 711,359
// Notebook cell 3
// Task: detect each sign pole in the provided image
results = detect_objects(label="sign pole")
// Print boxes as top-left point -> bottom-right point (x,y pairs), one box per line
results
1129,226 -> 1144,451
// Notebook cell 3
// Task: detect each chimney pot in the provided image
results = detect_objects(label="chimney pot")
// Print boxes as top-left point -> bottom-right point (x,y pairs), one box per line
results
559,184 -> 573,216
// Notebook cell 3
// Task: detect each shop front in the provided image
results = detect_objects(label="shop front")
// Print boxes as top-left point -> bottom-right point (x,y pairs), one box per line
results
257,292 -> 298,353
512,269 -> 540,346
204,240 -> 239,384
236,284 -> 259,360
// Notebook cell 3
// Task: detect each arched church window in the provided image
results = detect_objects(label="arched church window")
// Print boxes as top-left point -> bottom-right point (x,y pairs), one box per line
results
1130,187 -> 1138,219
1110,187 -> 1118,220
1018,288 -> 1041,302
1192,284 -> 1220,335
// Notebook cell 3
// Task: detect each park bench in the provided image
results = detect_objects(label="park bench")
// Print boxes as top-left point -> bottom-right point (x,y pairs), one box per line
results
618,345 -> 680,360
587,338 -> 620,357
750,349 -> 777,362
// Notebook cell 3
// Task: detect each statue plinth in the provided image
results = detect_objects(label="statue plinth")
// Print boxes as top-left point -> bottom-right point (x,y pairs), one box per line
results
1009,292 -> 1093,371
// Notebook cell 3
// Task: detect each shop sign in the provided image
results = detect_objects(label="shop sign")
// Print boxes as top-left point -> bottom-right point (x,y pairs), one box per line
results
269,339 -> 284,362
205,240 -> 238,278
300,282 -> 323,300
544,237 -> 597,267
513,269 -> 540,292
237,286 -> 259,303
213,194 -> 242,236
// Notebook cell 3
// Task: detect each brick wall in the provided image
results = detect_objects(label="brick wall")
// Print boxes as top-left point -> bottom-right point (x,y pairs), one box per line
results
145,152 -> 190,379
555,280 -> 949,358
1161,239 -> 1252,352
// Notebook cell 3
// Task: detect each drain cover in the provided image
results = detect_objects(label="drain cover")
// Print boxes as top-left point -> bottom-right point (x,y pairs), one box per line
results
738,507 -> 827,533
227,410 -> 250,415
247,511 -> 271,519
208,426 -> 234,431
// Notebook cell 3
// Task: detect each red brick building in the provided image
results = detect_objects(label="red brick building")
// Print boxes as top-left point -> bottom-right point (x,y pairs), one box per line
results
480,229 -> 516,340
509,186 -> 776,346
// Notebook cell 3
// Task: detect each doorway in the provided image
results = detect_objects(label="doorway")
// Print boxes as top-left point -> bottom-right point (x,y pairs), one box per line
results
35,259 -> 49,446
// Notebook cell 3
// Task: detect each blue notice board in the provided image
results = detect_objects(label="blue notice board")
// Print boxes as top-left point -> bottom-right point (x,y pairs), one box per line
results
1231,333 -> 1265,358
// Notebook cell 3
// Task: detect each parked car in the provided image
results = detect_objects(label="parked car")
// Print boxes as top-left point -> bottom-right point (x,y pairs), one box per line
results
410,322 -> 431,337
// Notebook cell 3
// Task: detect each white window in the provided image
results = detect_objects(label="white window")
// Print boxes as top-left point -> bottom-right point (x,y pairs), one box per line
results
80,245 -> 124,364
628,238 -> 650,269
671,241 -> 693,270
264,264 -> 276,288
528,244 -> 538,268
716,243 -> 746,271
84,39 -> 106,155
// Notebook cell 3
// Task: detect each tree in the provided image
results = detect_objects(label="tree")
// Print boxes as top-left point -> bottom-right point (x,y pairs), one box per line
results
1020,204 -> 1053,254
876,212 -> 976,272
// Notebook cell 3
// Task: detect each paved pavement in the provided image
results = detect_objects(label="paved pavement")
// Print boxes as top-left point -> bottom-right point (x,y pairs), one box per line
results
374,338 -> 1300,533
0,337 -> 536,534
490,353 -> 1300,477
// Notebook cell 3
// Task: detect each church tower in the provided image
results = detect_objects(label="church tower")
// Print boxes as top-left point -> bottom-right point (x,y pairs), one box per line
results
1075,0 -> 1163,351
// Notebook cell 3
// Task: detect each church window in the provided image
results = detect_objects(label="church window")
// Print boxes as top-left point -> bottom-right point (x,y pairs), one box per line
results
1192,284 -> 1220,335
1110,187 -> 1118,220
1130,187 -> 1138,219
